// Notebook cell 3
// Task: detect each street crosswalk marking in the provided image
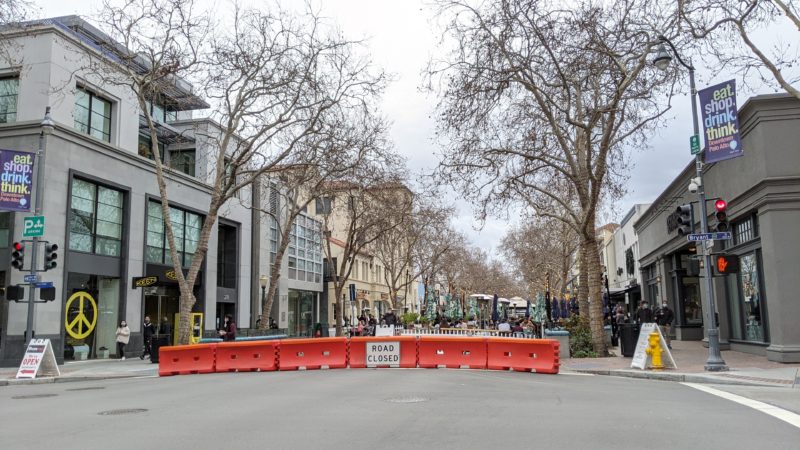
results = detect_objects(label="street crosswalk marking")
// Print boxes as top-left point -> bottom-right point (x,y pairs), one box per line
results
681,382 -> 800,430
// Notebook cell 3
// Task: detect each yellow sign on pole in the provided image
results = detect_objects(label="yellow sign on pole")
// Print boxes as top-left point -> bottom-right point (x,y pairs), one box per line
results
64,291 -> 98,339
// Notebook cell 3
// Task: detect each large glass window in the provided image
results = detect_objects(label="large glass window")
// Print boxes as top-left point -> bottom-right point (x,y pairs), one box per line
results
288,214 -> 322,283
0,77 -> 19,123
0,212 -> 10,248
145,101 -> 177,123
169,149 -> 196,176
727,252 -> 766,342
74,87 -> 112,142
217,223 -> 237,289
138,134 -> 166,162
69,179 -> 123,257
146,201 -> 202,267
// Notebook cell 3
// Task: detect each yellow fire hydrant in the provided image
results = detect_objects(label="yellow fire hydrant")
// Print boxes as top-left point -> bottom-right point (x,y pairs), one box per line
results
645,331 -> 664,370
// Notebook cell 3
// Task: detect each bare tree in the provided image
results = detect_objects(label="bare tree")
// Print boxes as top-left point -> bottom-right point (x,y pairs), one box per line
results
257,110 -> 391,330
427,0 -> 679,354
373,195 -> 455,312
92,0 -> 386,343
679,0 -> 800,99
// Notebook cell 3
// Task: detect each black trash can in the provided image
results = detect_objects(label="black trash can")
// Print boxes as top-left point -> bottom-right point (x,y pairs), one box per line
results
619,323 -> 640,357
150,335 -> 170,364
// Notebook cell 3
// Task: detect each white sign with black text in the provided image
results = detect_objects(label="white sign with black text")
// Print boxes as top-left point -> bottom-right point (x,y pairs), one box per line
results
16,339 -> 60,379
366,341 -> 401,367
630,324 -> 676,370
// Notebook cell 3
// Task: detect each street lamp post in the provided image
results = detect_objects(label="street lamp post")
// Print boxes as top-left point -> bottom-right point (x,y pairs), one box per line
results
24,107 -> 55,344
259,275 -> 268,327
653,37 -> 728,371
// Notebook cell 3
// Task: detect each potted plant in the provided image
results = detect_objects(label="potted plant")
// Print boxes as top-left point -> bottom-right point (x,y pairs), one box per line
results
401,312 -> 419,329
420,316 -> 430,328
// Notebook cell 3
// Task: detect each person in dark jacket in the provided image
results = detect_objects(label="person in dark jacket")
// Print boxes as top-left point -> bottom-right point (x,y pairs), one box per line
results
219,314 -> 237,342
384,311 -> 397,327
140,315 -> 155,360
636,302 -> 653,325
159,316 -> 172,345
654,302 -> 675,349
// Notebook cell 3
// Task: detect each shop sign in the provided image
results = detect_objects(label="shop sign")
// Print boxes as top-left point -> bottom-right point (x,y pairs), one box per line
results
0,149 -> 35,212
699,79 -> 743,164
132,276 -> 159,288
16,339 -> 59,379
64,291 -> 98,339
365,341 -> 400,367
145,265 -> 202,286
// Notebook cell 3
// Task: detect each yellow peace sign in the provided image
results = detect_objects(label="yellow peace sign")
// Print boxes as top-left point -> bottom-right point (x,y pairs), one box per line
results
65,291 -> 98,339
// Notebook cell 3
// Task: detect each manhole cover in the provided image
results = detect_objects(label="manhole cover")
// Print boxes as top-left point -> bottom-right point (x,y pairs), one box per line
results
385,396 -> 429,404
98,408 -> 148,416
12,393 -> 58,399
66,386 -> 105,392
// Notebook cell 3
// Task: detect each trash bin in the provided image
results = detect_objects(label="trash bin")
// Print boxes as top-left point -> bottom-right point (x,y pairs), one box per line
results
150,334 -> 170,364
619,323 -> 640,357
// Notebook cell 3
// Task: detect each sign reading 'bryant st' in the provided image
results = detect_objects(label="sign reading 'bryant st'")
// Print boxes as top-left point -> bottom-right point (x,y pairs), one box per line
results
366,342 -> 401,367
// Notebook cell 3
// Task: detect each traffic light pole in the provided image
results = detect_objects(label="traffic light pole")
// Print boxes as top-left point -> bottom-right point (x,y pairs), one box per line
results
687,66 -> 728,371
24,108 -> 52,344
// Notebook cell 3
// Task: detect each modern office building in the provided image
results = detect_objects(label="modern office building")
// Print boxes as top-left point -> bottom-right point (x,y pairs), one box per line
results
634,93 -> 800,363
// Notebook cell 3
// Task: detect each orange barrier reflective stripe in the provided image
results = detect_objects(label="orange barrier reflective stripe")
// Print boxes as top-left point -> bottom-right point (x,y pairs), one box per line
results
417,336 -> 487,369
486,338 -> 560,374
278,337 -> 347,371
158,343 -> 216,376
215,341 -> 279,373
348,336 -> 417,368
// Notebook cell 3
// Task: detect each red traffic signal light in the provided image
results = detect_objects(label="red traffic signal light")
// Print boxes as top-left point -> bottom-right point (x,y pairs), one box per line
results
13,242 -> 23,251
716,255 -> 740,274
11,242 -> 24,270
715,199 -> 727,211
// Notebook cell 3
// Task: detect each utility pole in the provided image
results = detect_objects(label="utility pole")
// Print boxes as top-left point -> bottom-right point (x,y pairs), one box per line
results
24,107 -> 55,344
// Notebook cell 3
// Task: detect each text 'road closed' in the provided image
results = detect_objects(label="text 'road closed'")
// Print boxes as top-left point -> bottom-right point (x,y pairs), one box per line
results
366,342 -> 401,367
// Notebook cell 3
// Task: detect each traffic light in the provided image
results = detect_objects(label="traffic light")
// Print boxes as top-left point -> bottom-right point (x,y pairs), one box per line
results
715,254 -> 740,275
4,285 -> 24,301
44,243 -> 58,271
11,242 -> 24,270
675,204 -> 693,235
40,286 -> 56,301
712,199 -> 730,232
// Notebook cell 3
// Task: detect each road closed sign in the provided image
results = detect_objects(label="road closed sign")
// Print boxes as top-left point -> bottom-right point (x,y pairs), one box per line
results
366,341 -> 401,367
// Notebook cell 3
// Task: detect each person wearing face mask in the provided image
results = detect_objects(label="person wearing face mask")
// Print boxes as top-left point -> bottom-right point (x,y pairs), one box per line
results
654,302 -> 674,349
218,314 -> 237,342
141,316 -> 155,360
116,320 -> 131,360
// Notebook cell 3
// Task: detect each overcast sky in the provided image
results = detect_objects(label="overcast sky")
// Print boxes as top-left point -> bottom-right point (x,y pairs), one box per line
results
32,0 -> 785,260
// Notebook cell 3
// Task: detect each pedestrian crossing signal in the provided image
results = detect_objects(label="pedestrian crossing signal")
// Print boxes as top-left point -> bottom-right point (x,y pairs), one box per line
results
715,255 -> 740,275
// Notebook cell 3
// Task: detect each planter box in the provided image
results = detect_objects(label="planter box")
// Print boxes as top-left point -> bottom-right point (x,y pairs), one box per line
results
97,349 -> 110,359
73,344 -> 90,361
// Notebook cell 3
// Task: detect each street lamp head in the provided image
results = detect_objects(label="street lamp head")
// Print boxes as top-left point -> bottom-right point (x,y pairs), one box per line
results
41,106 -> 55,134
653,43 -> 672,71
259,274 -> 268,288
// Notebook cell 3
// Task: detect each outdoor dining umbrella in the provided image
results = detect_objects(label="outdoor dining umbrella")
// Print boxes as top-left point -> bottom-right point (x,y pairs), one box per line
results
525,299 -> 531,318
492,294 -> 499,322
560,298 -> 569,319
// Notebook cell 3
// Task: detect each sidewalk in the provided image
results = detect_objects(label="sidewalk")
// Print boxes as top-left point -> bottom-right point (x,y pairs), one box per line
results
562,340 -> 800,387
0,357 -> 157,386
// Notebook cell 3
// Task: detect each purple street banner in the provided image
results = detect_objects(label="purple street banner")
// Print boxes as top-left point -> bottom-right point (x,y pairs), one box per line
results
0,149 -> 35,212
698,79 -> 743,164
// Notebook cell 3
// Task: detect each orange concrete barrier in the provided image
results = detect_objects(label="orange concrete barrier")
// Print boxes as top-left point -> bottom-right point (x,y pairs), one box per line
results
349,336 -> 417,368
158,343 -> 216,376
216,341 -> 279,373
278,337 -> 347,371
486,338 -> 560,374
417,336 -> 487,369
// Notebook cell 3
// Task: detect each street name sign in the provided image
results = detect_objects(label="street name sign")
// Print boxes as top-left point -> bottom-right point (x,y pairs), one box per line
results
687,232 -> 732,242
23,274 -> 39,283
16,338 -> 60,379
22,215 -> 44,237
33,281 -> 53,288
365,341 -> 401,367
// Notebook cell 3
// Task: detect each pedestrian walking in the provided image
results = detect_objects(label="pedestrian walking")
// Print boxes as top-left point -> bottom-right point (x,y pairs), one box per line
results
654,302 -> 675,349
141,315 -> 155,360
636,302 -> 653,324
614,303 -> 626,324
219,314 -> 237,342
116,320 -> 130,360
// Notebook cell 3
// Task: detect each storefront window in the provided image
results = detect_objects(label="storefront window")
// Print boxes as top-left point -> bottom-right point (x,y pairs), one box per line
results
288,290 -> 314,337
727,252 -> 766,342
681,277 -> 702,325
64,273 -> 120,358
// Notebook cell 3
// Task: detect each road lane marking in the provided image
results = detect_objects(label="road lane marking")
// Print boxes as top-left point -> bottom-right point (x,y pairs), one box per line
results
682,382 -> 800,429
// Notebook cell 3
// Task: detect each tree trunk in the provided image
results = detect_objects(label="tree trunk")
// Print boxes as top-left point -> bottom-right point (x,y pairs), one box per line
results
583,232 -> 608,356
577,239 -> 590,317
259,221 -> 294,330
334,285 -> 344,336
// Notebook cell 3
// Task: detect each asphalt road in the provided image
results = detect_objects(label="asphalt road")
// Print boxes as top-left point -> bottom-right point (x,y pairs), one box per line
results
1,370 -> 798,450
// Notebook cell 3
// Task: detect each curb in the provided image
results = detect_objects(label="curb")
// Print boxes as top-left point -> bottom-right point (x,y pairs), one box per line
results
2,373 -> 154,386
568,368 -> 793,387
